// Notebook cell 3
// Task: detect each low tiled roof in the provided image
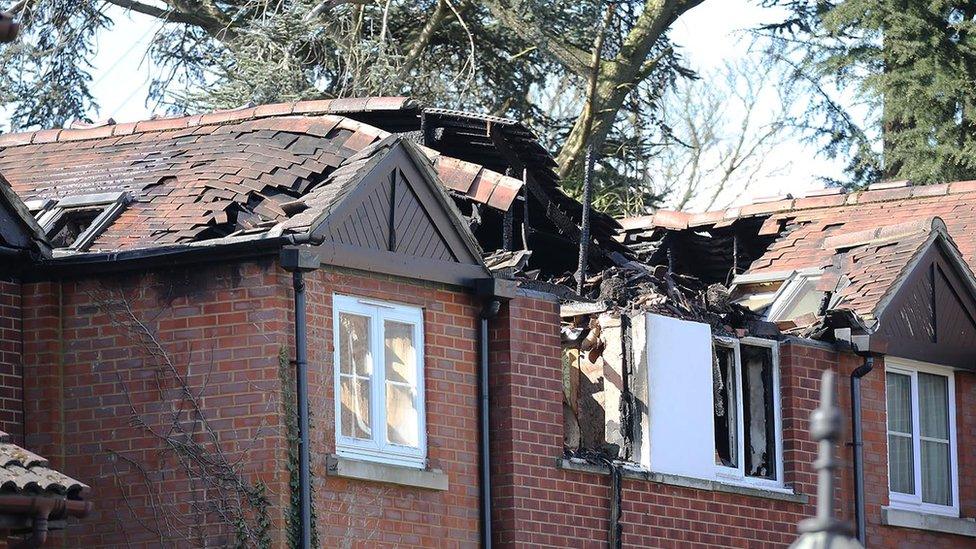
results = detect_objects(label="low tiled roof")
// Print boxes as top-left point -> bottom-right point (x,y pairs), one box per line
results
0,98 -> 521,253
621,180 -> 976,275
0,432 -> 88,498
820,217 -> 949,321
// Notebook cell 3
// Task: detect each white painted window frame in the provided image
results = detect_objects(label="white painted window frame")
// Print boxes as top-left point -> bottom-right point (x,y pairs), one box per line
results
885,357 -> 959,517
713,336 -> 785,491
332,294 -> 427,469
34,191 -> 130,251
765,270 -> 823,322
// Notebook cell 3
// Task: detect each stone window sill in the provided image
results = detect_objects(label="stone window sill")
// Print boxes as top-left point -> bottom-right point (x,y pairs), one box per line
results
558,457 -> 808,504
326,454 -> 449,491
882,506 -> 976,537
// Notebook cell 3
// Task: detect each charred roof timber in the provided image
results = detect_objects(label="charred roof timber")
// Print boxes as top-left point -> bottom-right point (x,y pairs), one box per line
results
0,97 -> 626,279
618,181 -> 976,371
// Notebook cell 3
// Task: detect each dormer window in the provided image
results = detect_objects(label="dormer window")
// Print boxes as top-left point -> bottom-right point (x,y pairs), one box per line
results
28,192 -> 129,251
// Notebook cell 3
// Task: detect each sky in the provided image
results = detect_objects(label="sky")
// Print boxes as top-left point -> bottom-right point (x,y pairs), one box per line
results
55,1 -> 848,210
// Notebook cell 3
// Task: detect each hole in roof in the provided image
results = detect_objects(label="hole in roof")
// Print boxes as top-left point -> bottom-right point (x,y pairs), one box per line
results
34,192 -> 130,252
49,208 -> 102,248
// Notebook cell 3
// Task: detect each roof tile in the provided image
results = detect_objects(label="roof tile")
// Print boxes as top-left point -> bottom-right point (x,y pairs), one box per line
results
0,104 -> 522,253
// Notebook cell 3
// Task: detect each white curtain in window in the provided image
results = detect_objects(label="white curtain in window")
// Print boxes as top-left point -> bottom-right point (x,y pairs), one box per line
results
385,320 -> 419,448
919,373 -> 951,506
339,313 -> 373,440
886,372 -> 914,495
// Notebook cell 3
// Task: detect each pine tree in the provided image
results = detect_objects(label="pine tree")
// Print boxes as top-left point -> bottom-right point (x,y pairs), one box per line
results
770,1 -> 976,186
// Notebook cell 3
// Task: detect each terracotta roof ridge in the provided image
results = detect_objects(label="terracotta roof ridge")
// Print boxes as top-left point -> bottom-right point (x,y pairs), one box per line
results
822,216 -> 945,251
0,96 -> 418,148
622,182 -> 976,232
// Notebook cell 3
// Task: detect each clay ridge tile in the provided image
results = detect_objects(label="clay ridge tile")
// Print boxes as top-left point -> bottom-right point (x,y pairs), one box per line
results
822,217 -> 944,250
0,97 -> 415,147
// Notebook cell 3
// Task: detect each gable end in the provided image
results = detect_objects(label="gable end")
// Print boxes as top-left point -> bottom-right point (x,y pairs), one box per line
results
878,240 -> 976,369
308,140 -> 488,287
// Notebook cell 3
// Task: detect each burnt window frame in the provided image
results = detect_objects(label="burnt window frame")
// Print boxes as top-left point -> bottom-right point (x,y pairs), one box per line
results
31,191 -> 130,252
712,336 -> 784,489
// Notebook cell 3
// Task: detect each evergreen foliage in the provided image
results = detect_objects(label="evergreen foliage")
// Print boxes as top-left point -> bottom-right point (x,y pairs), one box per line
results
768,1 -> 976,186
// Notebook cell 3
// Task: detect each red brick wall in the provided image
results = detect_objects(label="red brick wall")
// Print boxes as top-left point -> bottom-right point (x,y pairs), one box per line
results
18,261 -> 482,548
21,262 -> 293,547
302,267 -> 481,547
0,277 -> 22,442
833,356 -> 976,547
13,260 -> 976,547
488,299 -> 976,548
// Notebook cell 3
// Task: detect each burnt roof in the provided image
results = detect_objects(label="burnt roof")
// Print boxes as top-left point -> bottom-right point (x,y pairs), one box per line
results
620,181 -> 976,344
621,180 -> 976,278
0,102 -> 520,254
0,97 -> 624,275
820,217 -> 955,322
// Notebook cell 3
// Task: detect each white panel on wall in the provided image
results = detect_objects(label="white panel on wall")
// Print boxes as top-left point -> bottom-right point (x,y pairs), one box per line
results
644,313 -> 715,480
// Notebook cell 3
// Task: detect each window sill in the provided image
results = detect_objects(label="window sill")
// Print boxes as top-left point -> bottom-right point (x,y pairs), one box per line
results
882,507 -> 976,537
557,458 -> 808,504
326,454 -> 449,491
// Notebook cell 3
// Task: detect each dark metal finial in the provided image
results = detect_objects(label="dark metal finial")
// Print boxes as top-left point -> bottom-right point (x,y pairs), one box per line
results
790,370 -> 864,549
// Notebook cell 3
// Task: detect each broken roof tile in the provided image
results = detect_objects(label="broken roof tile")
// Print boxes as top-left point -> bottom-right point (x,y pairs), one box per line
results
0,102 -> 524,254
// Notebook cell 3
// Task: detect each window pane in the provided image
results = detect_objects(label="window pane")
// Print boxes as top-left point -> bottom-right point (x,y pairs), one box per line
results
886,372 -> 914,495
385,321 -> 416,384
338,312 -> 372,441
713,345 -> 737,468
922,440 -> 951,505
385,320 -> 420,448
339,313 -> 371,376
886,373 -> 912,434
919,373 -> 949,440
387,383 -> 419,447
339,376 -> 372,439
741,345 -> 776,480
888,434 -> 915,494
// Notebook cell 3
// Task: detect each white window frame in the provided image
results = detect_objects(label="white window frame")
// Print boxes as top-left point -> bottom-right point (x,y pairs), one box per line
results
713,336 -> 784,490
885,357 -> 959,517
332,294 -> 427,469
33,191 -> 130,251
765,270 -> 823,322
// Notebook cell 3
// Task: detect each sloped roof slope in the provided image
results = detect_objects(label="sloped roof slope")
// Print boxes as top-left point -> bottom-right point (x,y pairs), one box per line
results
621,181 -> 976,276
0,100 -> 520,254
0,432 -> 87,498
819,217 -> 958,321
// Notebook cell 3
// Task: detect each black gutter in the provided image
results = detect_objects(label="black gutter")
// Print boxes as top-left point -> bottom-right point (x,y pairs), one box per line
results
293,270 -> 312,549
851,355 -> 874,545
479,298 -> 500,549
19,236 -> 290,281
280,244 -> 320,549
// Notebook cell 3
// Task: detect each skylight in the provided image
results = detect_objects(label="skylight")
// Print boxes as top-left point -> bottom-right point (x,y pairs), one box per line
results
29,191 -> 130,252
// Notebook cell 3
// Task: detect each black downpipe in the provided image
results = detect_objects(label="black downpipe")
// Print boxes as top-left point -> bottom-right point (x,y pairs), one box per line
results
479,299 -> 501,549
293,270 -> 313,549
851,355 -> 874,545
